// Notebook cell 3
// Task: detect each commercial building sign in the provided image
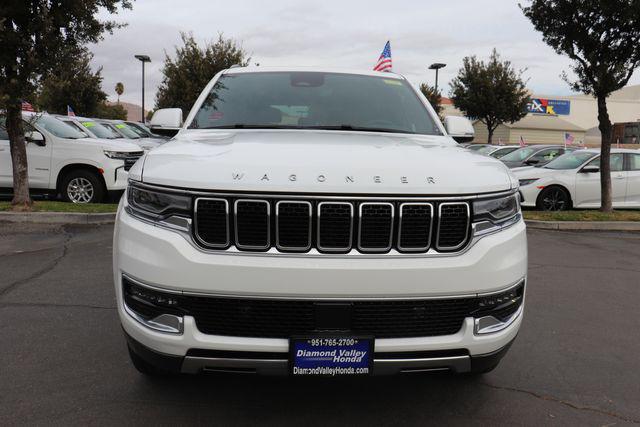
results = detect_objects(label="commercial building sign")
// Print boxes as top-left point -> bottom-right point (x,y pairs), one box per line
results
528,98 -> 571,116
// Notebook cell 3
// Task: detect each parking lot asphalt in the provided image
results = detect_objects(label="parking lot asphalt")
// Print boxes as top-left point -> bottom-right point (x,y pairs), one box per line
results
1,223 -> 639,426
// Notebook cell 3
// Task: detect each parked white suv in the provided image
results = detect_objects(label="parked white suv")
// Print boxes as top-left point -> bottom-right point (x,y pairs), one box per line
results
114,68 -> 527,377
0,112 -> 143,203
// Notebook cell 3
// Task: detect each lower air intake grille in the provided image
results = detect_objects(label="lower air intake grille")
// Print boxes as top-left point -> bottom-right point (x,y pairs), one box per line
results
122,276 -> 525,339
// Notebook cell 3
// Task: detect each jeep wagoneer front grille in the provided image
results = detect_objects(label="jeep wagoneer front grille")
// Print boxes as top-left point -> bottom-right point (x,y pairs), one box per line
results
194,195 -> 471,254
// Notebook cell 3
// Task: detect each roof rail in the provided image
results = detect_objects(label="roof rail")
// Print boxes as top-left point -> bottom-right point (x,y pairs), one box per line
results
229,64 -> 244,69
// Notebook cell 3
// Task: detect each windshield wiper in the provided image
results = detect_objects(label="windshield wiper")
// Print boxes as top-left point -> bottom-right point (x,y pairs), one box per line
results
198,124 -> 302,129
198,123 -> 415,134
306,125 -> 415,134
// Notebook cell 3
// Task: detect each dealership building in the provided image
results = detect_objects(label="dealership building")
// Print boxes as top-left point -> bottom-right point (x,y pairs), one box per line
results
442,85 -> 640,146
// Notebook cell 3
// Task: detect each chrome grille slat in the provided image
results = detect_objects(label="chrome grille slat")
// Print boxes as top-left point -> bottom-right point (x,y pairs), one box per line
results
276,201 -> 312,252
398,203 -> 433,252
317,202 -> 353,252
194,198 -> 229,248
436,202 -> 470,251
358,202 -> 394,252
234,199 -> 270,250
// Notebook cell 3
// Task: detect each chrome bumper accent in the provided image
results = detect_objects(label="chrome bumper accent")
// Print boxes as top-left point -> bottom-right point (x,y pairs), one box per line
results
180,355 -> 472,375
474,304 -> 524,335
123,302 -> 184,334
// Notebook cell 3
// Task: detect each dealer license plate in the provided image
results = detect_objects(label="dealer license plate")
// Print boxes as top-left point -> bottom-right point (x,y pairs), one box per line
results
290,337 -> 373,376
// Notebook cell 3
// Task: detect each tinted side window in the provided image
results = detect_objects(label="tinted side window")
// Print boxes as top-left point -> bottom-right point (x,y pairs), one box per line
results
629,154 -> 640,171
585,154 -> 624,172
531,148 -> 563,162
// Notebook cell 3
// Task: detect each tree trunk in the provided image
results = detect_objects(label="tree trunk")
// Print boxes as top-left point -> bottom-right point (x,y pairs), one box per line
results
487,126 -> 494,144
5,105 -> 32,211
596,95 -> 612,213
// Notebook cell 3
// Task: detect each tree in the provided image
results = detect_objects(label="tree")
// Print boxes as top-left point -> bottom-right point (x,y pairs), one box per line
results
450,49 -> 530,144
419,83 -> 443,117
0,0 -> 131,210
96,102 -> 127,120
115,82 -> 124,103
38,48 -> 108,116
155,32 -> 249,116
521,1 -> 640,213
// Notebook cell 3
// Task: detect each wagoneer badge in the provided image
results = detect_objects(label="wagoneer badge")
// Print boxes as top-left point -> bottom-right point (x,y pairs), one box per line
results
232,173 -> 436,184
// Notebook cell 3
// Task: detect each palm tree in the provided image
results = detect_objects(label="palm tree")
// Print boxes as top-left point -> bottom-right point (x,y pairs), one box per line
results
115,82 -> 124,104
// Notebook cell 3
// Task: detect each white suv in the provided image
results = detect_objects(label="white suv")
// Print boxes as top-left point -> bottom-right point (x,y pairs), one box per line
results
0,112 -> 143,203
114,67 -> 527,377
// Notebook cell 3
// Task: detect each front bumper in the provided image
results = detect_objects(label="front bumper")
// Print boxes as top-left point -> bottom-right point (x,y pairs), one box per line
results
125,331 -> 517,375
114,203 -> 527,373
519,184 -> 542,208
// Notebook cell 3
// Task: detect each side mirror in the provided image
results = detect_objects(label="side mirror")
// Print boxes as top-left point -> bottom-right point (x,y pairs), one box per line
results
149,108 -> 183,137
524,158 -> 540,165
580,166 -> 600,173
444,116 -> 475,143
25,131 -> 45,146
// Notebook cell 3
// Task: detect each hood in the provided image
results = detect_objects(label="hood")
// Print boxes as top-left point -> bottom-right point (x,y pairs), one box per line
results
130,138 -> 163,151
77,137 -> 142,152
140,130 -> 514,195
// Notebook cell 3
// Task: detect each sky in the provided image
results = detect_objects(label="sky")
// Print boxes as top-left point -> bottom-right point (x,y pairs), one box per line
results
91,0 -> 640,108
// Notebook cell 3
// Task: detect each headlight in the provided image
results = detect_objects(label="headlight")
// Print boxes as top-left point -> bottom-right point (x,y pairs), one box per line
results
473,194 -> 519,223
518,178 -> 538,186
104,150 -> 133,159
127,183 -> 191,218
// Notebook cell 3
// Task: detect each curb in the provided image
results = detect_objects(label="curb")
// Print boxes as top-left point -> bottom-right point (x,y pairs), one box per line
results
0,212 -> 116,225
525,219 -> 640,231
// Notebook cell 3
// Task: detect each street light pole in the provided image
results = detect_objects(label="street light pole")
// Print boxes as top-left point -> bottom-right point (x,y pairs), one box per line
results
134,55 -> 151,123
428,63 -> 447,93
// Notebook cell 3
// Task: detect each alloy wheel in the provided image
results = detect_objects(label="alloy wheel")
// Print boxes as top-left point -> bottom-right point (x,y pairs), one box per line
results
541,188 -> 568,211
67,177 -> 94,203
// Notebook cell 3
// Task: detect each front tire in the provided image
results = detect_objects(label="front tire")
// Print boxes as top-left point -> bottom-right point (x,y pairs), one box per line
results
60,170 -> 104,204
536,186 -> 570,211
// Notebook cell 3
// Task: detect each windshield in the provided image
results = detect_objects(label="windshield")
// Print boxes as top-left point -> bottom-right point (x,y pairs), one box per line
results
467,145 -> 488,151
544,151 -> 597,170
79,121 -> 121,139
490,147 -> 518,158
104,122 -> 140,139
31,115 -> 86,139
126,122 -> 152,137
476,146 -> 497,155
500,147 -> 538,162
189,72 -> 441,135
61,120 -> 91,138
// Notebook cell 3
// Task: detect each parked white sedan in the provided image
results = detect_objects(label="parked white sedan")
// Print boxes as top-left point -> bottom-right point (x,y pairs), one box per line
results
514,148 -> 640,210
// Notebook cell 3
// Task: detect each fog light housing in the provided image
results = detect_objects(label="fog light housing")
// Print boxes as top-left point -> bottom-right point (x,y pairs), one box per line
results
473,280 -> 525,335
122,275 -> 184,334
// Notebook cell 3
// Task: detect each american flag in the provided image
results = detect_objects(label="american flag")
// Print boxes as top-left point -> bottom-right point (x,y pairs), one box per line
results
373,41 -> 392,72
67,105 -> 76,117
21,101 -> 35,112
519,135 -> 527,147
564,132 -> 574,146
